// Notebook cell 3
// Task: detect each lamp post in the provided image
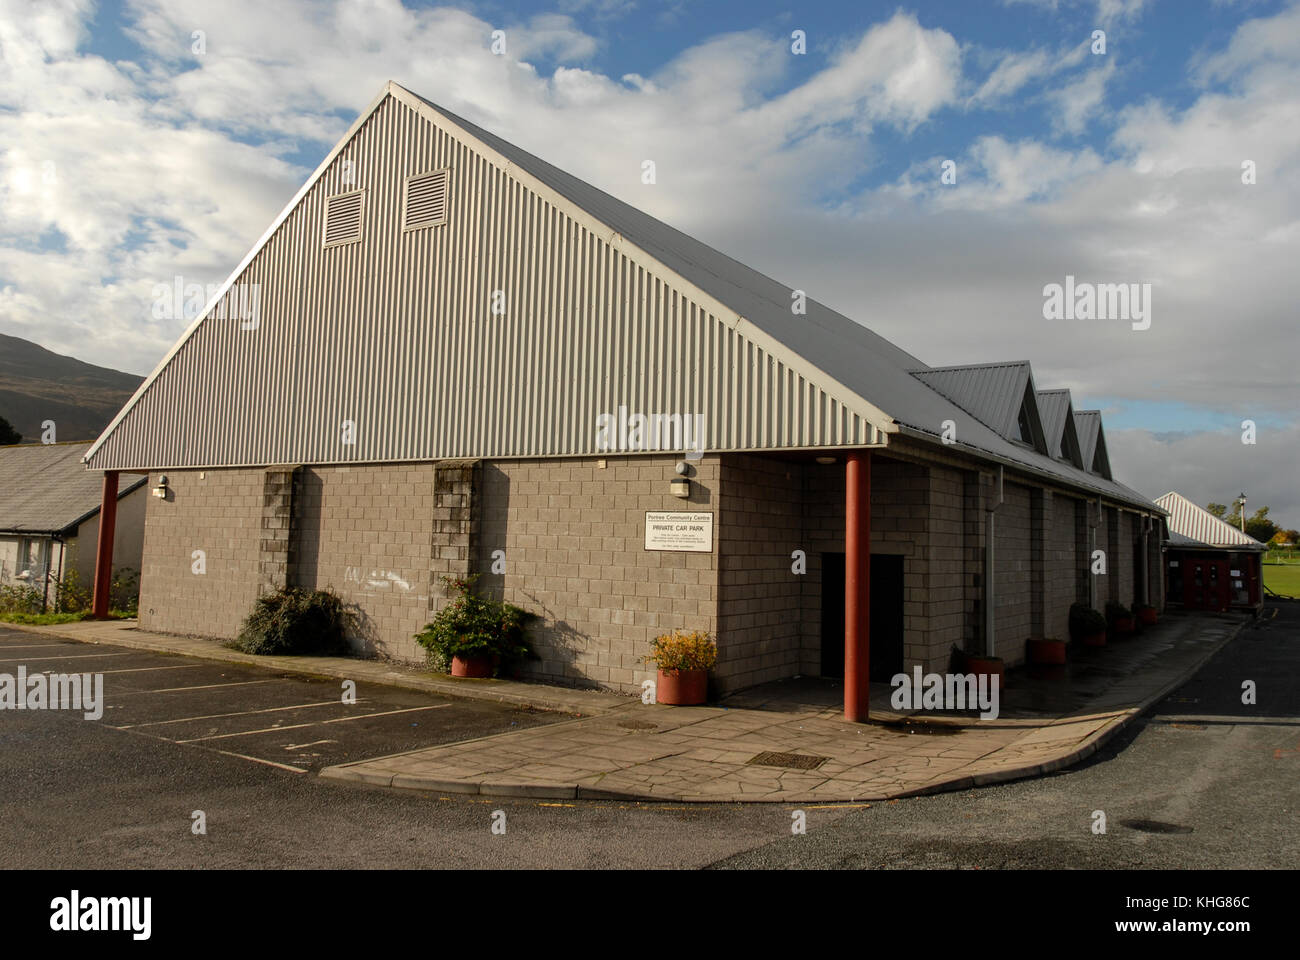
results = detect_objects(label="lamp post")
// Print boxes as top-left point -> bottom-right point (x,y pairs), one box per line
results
1237,492 -> 1247,534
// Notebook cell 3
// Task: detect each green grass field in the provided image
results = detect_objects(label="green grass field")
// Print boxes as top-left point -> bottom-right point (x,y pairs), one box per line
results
1263,562 -> 1300,598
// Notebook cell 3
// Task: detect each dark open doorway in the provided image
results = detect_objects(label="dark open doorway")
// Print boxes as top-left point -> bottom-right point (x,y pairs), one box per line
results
820,552 -> 904,683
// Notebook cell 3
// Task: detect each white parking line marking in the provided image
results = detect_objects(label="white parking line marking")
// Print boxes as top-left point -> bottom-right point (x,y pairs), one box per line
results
0,652 -> 137,663
174,704 -> 451,743
284,739 -> 338,751
0,643 -> 81,650
96,665 -> 207,675
111,679 -> 282,697
117,699 -> 369,729
211,750 -> 309,774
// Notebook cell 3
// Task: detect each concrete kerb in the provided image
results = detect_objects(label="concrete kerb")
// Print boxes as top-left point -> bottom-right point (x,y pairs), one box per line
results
322,617 -> 1249,804
893,617 -> 1248,800
0,619 -> 630,718
4,615 -> 1245,804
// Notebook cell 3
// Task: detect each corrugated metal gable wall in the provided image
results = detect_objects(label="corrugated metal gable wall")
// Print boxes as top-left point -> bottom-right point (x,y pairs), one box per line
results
90,96 -> 877,471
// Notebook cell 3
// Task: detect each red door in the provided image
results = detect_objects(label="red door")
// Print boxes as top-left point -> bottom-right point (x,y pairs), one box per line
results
1183,558 -> 1230,611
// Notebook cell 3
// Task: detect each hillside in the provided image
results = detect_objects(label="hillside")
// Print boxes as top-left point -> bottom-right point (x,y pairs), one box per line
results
0,333 -> 143,443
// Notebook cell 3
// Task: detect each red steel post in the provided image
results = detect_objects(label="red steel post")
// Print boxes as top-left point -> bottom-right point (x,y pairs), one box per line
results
844,451 -> 871,722
91,471 -> 119,619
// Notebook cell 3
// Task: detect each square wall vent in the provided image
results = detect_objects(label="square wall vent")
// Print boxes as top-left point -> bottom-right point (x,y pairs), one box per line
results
404,169 -> 450,231
323,190 -> 365,248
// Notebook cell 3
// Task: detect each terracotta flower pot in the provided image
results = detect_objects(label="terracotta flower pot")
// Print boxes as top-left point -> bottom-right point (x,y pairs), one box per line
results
451,653 -> 493,678
963,655 -> 1005,690
656,667 -> 708,705
1026,637 -> 1066,665
1114,617 -> 1136,635
1137,607 -> 1158,626
1080,631 -> 1106,647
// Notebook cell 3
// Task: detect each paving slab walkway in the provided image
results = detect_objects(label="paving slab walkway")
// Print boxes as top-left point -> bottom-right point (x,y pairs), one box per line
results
319,611 -> 1248,802
8,612 -> 1248,802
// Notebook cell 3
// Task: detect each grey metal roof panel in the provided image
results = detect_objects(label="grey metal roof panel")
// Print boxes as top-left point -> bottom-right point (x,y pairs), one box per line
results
85,82 -> 1161,514
910,362 -> 1031,437
0,442 -> 144,534
1074,410 -> 1101,466
411,95 -> 1161,508
1035,390 -> 1071,458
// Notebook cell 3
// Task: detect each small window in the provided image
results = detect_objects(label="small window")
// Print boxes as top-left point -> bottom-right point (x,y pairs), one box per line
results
1016,404 -> 1033,444
403,169 -> 450,231
323,190 -> 365,248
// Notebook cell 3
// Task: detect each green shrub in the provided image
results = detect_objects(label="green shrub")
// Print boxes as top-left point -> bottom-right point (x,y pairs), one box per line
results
0,583 -> 44,615
54,567 -> 91,613
1068,602 -> 1106,639
414,575 -> 536,674
109,568 -> 140,616
229,588 -> 353,656
1104,601 -> 1133,623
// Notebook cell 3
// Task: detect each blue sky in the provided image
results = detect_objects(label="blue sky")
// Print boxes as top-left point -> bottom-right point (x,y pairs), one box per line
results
1,0 -> 1297,515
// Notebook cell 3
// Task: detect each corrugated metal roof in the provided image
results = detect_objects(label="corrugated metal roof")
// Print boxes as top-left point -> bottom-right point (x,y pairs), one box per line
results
1072,410 -> 1112,479
0,442 -> 145,534
1036,390 -> 1069,456
84,81 -> 1162,514
910,362 -> 1030,438
1156,491 -> 1266,550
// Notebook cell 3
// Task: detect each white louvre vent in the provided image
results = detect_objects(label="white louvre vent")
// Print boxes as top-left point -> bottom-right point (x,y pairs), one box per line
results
323,190 -> 364,247
404,169 -> 449,231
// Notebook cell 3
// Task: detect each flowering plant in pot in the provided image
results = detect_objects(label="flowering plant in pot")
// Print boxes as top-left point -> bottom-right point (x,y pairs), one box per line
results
1105,601 -> 1136,636
644,630 -> 717,705
1069,602 -> 1107,646
414,575 -> 536,678
1026,636 -> 1066,665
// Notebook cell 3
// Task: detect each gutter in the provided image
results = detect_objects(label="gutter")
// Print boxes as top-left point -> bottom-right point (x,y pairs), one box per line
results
895,423 -> 1164,516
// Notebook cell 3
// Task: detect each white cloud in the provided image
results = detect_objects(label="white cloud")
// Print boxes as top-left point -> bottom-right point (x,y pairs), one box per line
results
1046,61 -> 1113,136
0,0 -> 1295,516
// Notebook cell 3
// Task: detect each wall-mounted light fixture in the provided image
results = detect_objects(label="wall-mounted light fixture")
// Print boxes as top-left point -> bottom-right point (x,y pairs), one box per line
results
671,460 -> 691,498
815,456 -> 836,465
152,474 -> 170,499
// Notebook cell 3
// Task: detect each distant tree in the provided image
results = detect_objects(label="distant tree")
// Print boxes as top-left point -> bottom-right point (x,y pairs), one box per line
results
1245,507 -> 1278,544
0,416 -> 20,445
1206,502 -> 1228,519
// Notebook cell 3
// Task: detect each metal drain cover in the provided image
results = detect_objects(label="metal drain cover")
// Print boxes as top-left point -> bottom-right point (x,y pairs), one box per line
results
1120,819 -> 1194,834
747,751 -> 829,770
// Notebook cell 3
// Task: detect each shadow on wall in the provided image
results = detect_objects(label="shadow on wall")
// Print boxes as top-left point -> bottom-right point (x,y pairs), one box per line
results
344,599 -> 381,658
476,462 -> 600,688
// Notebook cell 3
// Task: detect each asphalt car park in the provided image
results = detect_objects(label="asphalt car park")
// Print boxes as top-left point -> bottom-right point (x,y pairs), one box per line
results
0,627 -> 564,774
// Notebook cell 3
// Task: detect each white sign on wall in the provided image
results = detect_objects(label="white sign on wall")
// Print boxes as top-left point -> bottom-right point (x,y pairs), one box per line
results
645,511 -> 714,553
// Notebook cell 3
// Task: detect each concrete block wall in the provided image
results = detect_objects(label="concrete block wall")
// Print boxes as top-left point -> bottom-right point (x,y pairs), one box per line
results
716,454 -> 802,692
138,468 -> 264,640
259,467 -> 295,596
922,465 -> 966,669
962,470 -> 986,655
1045,492 -> 1081,640
993,482 -> 1033,664
798,455 -> 938,675
289,463 -> 441,661
1102,506 -> 1119,606
1116,510 -> 1137,609
477,455 -> 720,694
